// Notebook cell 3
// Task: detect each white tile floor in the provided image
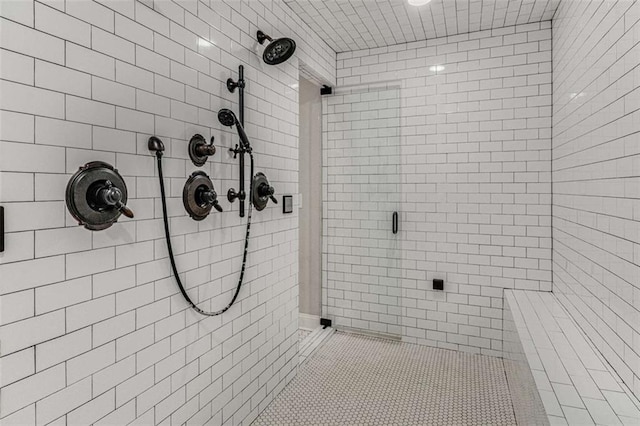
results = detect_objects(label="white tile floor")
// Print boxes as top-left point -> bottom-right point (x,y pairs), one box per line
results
298,327 -> 336,366
253,331 -> 516,425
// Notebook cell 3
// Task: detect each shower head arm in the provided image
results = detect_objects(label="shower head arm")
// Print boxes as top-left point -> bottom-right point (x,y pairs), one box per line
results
257,30 -> 273,45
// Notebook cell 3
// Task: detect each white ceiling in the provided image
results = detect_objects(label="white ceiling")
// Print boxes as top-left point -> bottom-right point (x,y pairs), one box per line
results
284,0 -> 560,53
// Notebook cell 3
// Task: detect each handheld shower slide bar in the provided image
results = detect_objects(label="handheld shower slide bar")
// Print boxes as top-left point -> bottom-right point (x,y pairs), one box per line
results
227,65 -> 247,216
148,65 -> 276,317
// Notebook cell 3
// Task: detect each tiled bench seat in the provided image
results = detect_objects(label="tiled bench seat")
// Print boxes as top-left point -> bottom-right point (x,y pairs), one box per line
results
503,290 -> 640,425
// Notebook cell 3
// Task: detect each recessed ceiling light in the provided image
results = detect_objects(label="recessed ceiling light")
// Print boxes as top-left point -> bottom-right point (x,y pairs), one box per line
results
408,0 -> 432,6
429,65 -> 445,72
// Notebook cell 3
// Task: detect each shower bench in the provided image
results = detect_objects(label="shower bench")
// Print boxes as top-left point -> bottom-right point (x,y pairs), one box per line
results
503,290 -> 640,425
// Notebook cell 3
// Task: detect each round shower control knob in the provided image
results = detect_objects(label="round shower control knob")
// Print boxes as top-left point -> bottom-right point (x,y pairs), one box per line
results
257,183 -> 274,197
95,181 -> 134,218
66,161 -> 134,231
257,182 -> 277,204
188,134 -> 216,167
183,171 -> 223,220
197,187 -> 223,213
199,188 -> 216,205
97,182 -> 122,205
252,172 -> 277,211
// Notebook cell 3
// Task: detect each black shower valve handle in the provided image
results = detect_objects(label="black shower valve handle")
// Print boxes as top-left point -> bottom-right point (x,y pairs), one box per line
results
258,182 -> 274,197
66,161 -> 135,231
96,180 -> 121,204
251,173 -> 274,211
258,182 -> 277,204
266,186 -> 277,204
200,188 -> 216,205
209,192 -> 224,213
200,188 -> 223,212
98,180 -> 134,218
195,136 -> 216,157
189,134 -> 216,167
115,202 -> 135,218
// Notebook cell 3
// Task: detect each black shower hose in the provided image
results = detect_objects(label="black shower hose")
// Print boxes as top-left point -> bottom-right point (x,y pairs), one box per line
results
155,150 -> 253,316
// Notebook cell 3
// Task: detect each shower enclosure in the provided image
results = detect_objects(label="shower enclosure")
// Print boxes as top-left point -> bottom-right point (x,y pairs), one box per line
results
322,84 -> 402,337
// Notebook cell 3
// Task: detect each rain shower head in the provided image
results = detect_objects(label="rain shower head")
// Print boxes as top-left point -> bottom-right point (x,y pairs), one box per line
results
257,30 -> 296,65
218,108 -> 251,150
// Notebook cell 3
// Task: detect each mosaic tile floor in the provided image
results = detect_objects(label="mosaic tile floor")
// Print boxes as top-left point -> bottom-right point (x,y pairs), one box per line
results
254,331 -> 516,425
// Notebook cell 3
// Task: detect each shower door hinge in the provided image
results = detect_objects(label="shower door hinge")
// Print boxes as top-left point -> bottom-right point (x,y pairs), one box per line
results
320,318 -> 332,328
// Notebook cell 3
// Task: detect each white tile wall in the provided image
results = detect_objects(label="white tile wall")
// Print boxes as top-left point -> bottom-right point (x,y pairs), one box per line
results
0,0 -> 335,425
551,0 -> 640,399
329,22 -> 552,356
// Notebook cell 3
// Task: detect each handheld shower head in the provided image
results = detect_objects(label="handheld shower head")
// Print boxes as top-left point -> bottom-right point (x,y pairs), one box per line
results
218,108 -> 251,150
217,108 -> 236,127
257,30 -> 296,65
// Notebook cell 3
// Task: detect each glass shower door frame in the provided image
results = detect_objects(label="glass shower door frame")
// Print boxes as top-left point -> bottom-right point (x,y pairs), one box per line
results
321,83 -> 402,337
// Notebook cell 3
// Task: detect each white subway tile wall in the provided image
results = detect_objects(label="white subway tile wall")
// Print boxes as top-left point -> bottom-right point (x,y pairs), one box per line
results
328,22 -> 552,356
0,0 -> 335,425
551,0 -> 640,399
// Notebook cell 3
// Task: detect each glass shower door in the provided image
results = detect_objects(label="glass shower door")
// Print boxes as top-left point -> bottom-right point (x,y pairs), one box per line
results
322,84 -> 402,337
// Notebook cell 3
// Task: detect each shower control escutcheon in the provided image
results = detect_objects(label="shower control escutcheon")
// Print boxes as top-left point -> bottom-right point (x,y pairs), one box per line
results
252,172 -> 277,211
66,161 -> 134,231
183,171 -> 223,221
188,134 -> 216,167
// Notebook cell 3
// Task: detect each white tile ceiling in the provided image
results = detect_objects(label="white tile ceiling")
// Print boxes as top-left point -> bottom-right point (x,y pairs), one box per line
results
284,0 -> 560,52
